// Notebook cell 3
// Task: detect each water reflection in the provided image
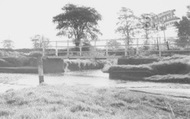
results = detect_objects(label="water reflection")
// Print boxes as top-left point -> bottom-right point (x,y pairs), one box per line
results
0,70 -> 114,93
1,71 -> 190,97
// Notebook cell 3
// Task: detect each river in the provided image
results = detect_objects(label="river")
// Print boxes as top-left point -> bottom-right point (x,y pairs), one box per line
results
0,70 -> 190,98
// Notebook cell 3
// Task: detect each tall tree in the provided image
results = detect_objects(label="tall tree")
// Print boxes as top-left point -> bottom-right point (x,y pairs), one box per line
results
174,16 -> 190,47
53,4 -> 102,47
31,35 -> 50,49
2,39 -> 14,49
116,7 -> 139,56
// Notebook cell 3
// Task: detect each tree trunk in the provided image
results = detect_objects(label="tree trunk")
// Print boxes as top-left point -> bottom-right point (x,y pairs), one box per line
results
125,32 -> 130,57
74,37 -> 81,53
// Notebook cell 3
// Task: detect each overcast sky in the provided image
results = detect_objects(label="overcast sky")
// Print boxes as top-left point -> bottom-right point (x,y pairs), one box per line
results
0,0 -> 189,48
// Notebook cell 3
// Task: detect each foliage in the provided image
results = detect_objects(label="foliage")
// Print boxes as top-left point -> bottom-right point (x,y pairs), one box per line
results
1,40 -> 14,49
116,7 -> 139,45
174,16 -> 190,47
31,35 -> 50,49
108,57 -> 190,80
28,51 -> 43,57
53,4 -> 102,46
106,40 -> 122,50
150,59 -> 190,75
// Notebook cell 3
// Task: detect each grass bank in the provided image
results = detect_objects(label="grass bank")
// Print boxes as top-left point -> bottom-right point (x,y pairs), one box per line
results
107,56 -> 190,83
0,84 -> 189,119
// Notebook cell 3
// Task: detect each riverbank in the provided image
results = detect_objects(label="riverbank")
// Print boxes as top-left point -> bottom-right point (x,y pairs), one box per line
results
0,84 -> 189,119
107,55 -> 190,83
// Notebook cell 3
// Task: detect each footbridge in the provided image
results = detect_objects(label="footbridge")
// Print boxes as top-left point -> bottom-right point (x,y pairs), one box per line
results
42,38 -> 129,59
37,37 -> 187,84
41,37 -> 182,59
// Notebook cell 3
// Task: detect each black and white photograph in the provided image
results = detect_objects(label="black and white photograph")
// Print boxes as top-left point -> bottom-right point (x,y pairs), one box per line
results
0,0 -> 190,118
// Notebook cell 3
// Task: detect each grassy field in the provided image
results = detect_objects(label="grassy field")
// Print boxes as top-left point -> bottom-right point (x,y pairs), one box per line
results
0,84 -> 189,119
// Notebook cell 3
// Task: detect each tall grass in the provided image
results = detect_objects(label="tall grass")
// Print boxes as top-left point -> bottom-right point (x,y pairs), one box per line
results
0,85 -> 189,119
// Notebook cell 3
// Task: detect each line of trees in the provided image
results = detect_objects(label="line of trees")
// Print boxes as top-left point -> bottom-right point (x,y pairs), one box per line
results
53,4 -> 189,53
174,16 -> 190,48
1,4 -> 189,51
0,39 -> 14,49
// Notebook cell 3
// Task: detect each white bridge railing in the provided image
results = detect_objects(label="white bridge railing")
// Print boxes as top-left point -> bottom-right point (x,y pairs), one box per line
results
41,37 -> 190,59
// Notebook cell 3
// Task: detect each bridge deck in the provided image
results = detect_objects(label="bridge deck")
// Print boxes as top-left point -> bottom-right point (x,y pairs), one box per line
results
45,55 -> 122,59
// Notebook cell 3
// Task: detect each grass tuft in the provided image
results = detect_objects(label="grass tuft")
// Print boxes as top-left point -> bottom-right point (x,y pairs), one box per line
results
0,85 -> 189,119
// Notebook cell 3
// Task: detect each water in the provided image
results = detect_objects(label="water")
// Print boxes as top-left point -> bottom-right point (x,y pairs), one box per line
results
0,70 -> 114,93
0,70 -> 190,98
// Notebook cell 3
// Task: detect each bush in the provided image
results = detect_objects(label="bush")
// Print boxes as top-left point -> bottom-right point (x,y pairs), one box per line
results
150,59 -> 190,75
108,65 -> 152,73
0,59 -> 12,67
118,57 -> 159,65
28,51 -> 42,57
1,57 -> 22,67
107,56 -> 190,81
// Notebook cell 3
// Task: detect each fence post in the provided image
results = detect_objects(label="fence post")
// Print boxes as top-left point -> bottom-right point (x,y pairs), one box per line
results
38,56 -> 44,84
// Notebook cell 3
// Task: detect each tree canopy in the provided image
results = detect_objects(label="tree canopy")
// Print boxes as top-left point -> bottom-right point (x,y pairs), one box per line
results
174,16 -> 190,47
31,35 -> 50,49
53,4 -> 102,46
2,39 -> 14,49
116,7 -> 139,56
116,7 -> 139,44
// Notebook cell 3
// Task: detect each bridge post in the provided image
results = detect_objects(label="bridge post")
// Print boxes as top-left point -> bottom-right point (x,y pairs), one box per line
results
38,56 -> 44,84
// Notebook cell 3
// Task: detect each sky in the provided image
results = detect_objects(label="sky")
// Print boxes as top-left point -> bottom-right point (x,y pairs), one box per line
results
0,0 -> 189,48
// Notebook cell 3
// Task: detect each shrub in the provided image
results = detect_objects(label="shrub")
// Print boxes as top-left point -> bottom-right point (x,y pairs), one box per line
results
117,57 -> 159,65
150,59 -> 190,75
28,51 -> 42,58
108,65 -> 152,73
0,59 -> 12,67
